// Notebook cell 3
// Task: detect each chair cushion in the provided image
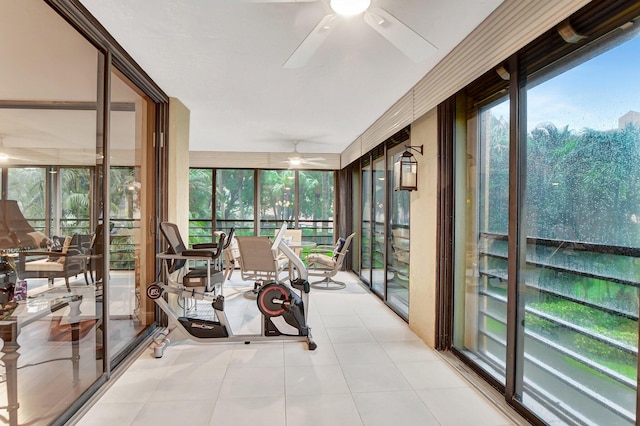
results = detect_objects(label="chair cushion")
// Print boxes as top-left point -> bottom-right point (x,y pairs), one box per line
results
50,236 -> 73,264
25,258 -> 64,272
61,236 -> 72,253
333,237 -> 346,260
307,253 -> 336,268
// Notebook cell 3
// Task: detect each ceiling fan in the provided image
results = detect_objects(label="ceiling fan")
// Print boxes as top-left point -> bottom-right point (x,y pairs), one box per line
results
285,141 -> 326,168
250,0 -> 437,68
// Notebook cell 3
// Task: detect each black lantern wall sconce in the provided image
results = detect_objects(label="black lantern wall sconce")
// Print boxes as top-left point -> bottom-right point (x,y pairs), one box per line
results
394,144 -> 423,191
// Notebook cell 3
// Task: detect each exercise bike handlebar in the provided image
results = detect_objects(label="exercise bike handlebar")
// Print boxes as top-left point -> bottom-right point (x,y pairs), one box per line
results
273,223 -> 308,282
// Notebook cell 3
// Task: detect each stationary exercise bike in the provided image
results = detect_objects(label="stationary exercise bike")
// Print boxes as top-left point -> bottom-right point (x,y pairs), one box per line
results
147,223 -> 316,357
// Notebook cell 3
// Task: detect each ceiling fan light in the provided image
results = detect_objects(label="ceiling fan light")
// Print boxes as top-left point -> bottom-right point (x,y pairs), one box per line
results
289,157 -> 302,166
0,153 -> 9,162
330,0 -> 371,16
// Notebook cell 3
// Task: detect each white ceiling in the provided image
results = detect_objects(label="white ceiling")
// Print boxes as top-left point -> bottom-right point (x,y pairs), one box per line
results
79,0 -> 504,155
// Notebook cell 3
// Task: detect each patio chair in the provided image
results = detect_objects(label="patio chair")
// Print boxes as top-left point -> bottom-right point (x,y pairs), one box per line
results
235,235 -> 289,296
274,228 -> 303,257
214,229 -> 240,281
19,233 -> 91,291
306,232 -> 356,290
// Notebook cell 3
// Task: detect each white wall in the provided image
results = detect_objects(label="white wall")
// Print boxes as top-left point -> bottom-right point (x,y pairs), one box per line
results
168,97 -> 190,237
408,109 -> 438,346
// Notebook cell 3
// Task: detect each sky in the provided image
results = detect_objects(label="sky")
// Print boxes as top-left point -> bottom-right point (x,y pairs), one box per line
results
491,31 -> 640,133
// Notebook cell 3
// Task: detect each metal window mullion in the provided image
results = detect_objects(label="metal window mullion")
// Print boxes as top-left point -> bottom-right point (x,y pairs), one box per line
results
99,51 -> 112,374
211,168 -> 216,237
254,169 -> 260,236
505,53 -> 527,401
435,95 -> 456,350
383,144 -> 389,301
294,170 -> 299,229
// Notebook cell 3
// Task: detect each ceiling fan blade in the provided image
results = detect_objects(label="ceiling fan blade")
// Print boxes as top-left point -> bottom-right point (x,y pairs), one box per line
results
283,13 -> 338,68
364,7 -> 436,62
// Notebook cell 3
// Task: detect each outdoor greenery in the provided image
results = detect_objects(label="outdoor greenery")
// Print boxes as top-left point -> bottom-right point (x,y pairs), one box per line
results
60,168 -> 91,234
485,114 -> 640,247
4,165 -> 138,269
526,123 -> 640,247
481,109 -> 640,382
525,306 -> 637,380
188,168 -> 334,245
7,167 -> 47,230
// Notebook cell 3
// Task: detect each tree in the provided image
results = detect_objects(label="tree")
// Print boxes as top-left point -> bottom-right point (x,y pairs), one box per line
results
524,122 -> 640,247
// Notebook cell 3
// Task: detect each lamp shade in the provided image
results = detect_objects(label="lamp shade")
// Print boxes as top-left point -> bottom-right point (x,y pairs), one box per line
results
394,150 -> 418,191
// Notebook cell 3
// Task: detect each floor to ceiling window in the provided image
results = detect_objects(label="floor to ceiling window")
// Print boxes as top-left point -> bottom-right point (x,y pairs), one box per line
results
0,1 -> 104,423
371,148 -> 386,296
452,96 -> 510,384
298,170 -> 334,245
360,157 -> 372,283
515,30 -> 640,426
0,1 -> 163,422
107,66 -> 156,364
386,144 -> 411,316
189,168 -> 334,246
451,2 -> 640,424
189,168 -> 214,242
215,169 -> 254,236
358,130 -> 412,319
260,169 -> 296,235
8,166 -> 93,240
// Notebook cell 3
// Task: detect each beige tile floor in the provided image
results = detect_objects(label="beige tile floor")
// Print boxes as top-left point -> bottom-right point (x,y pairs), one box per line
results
74,272 -> 517,426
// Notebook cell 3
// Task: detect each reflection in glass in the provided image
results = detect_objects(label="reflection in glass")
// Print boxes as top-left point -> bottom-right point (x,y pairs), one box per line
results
7,168 -> 47,232
60,168 -> 92,235
107,68 -> 153,363
0,1 -> 103,423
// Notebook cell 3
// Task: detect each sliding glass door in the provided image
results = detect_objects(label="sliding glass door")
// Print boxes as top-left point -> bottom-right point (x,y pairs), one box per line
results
371,149 -> 386,296
386,145 -> 410,316
0,2 -> 104,423
107,67 -> 156,365
357,133 -> 412,319
360,157 -> 372,284
452,97 -> 510,384
451,5 -> 640,423
514,34 -> 640,425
